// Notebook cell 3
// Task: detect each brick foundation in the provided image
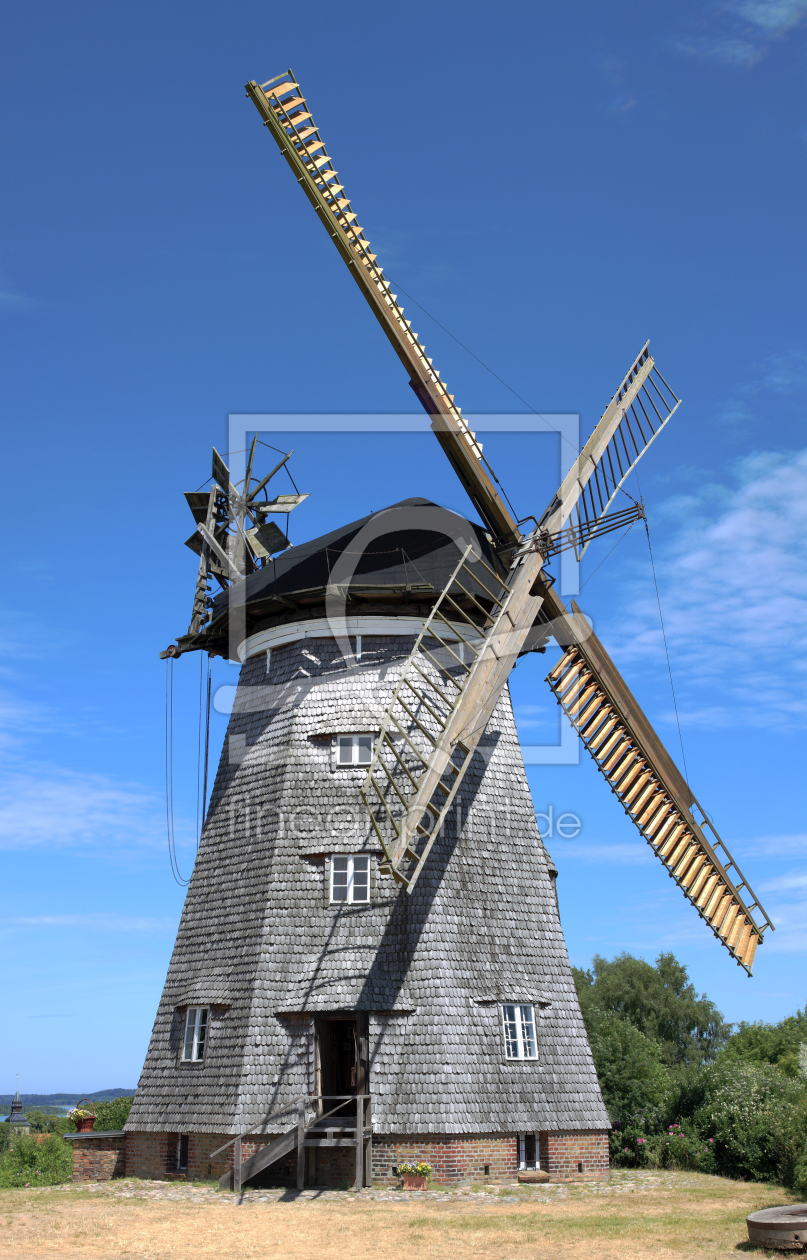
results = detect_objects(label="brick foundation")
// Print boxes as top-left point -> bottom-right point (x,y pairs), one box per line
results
372,1134 -> 516,1184
541,1130 -> 609,1181
123,1129 -> 609,1186
372,1130 -> 608,1185
125,1131 -> 290,1183
65,1131 -> 127,1182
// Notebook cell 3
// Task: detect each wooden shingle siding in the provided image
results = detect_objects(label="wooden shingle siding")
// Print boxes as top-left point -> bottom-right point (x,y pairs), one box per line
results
127,628 -> 608,1139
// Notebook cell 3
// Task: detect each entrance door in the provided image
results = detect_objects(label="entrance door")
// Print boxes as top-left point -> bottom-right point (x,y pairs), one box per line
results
316,1014 -> 368,1117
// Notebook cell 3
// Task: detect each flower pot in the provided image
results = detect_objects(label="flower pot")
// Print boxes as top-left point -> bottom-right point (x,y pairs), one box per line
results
71,1099 -> 96,1133
402,1174 -> 428,1190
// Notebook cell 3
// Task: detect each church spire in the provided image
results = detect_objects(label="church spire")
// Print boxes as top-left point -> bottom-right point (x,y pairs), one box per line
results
8,1076 -> 30,1131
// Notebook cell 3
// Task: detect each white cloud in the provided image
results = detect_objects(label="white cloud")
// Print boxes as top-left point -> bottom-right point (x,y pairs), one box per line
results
0,281 -> 43,312
754,896 -> 807,953
759,870 -> 807,893
732,832 -> 807,857
733,0 -> 807,33
0,766 -> 193,853
607,447 -> 807,728
750,350 -> 807,395
673,0 -> 807,65
673,36 -> 762,65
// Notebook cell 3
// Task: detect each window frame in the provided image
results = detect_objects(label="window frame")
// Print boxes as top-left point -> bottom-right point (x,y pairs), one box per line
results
182,1006 -> 209,1062
501,1003 -> 538,1061
329,853 -> 371,905
517,1132 -> 539,1170
334,733 -> 374,767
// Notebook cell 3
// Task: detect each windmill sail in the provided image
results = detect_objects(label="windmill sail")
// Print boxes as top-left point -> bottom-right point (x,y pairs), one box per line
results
539,344 -> 680,559
541,594 -> 773,974
246,73 -> 519,547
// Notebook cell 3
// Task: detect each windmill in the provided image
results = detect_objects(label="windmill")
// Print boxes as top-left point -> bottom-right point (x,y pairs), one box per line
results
126,72 -> 771,1194
244,72 -> 771,977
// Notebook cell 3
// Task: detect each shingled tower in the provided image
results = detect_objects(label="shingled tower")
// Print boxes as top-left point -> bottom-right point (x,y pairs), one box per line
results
126,501 -> 610,1186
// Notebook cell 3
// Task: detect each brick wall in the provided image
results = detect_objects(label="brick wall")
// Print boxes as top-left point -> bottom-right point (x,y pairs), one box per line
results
372,1134 -> 518,1184
126,1131 -> 287,1183
540,1130 -> 609,1181
125,1129 -> 609,1186
68,1133 -> 126,1182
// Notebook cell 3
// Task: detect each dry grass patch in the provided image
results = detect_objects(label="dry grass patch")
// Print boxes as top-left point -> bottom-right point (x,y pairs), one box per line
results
0,1174 -> 798,1260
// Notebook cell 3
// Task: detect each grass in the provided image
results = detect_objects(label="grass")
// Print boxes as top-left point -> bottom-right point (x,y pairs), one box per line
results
0,1171 -> 799,1259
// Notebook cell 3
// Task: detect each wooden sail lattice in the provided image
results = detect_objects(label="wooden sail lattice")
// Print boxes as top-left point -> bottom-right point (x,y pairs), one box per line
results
246,76 -> 490,476
546,647 -> 773,974
538,344 -> 680,560
361,543 -> 545,891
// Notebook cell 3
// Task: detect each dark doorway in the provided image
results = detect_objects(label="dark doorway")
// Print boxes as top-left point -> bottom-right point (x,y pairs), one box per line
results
316,1014 -> 368,1117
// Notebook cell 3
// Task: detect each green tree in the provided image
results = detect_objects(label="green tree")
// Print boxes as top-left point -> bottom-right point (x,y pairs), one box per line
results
721,1006 -> 807,1077
23,1108 -> 63,1134
584,1007 -> 670,1121
92,1096 -> 132,1131
573,952 -> 728,1067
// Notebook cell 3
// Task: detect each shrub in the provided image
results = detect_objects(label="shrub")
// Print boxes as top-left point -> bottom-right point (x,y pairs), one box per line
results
694,1059 -> 807,1186
0,1134 -> 72,1188
92,1097 -> 133,1131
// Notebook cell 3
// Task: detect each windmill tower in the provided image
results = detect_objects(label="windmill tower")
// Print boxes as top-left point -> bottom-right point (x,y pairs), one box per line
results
125,73 -> 772,1190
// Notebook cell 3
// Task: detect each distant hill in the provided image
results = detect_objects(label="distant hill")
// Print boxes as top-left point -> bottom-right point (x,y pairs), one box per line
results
0,1089 -> 135,1110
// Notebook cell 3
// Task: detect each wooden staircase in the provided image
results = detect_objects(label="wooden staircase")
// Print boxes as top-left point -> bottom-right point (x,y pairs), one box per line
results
360,542 -> 545,890
546,644 -> 773,973
213,1096 -> 371,1191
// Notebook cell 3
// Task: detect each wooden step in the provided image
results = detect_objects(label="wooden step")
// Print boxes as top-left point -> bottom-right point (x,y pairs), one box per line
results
219,1127 -> 297,1189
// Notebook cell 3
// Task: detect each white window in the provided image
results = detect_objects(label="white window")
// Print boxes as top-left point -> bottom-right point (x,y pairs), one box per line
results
502,1004 -> 538,1060
336,734 -> 373,766
518,1133 -> 539,1170
330,854 -> 371,903
182,1007 -> 209,1061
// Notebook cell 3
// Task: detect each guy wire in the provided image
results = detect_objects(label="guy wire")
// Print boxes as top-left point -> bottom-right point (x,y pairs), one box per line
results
636,473 -> 690,786
165,657 -> 190,887
202,655 -> 212,827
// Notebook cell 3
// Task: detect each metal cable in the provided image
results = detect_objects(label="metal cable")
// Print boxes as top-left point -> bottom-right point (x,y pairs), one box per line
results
165,658 -> 190,887
202,655 -> 212,828
637,485 -> 691,787
386,276 -> 583,469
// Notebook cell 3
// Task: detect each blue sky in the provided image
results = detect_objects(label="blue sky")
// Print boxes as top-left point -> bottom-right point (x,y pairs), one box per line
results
1,0 -> 805,1091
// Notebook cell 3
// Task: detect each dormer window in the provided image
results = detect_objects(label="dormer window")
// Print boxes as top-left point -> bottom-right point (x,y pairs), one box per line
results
502,1004 -> 538,1060
182,1007 -> 209,1062
336,734 -> 373,766
330,854 -> 370,903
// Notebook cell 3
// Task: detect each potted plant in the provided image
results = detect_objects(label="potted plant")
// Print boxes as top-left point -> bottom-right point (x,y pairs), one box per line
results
398,1161 -> 432,1190
68,1100 -> 96,1133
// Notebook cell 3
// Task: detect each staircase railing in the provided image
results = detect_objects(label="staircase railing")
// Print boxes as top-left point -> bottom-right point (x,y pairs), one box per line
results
209,1094 -> 371,1191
